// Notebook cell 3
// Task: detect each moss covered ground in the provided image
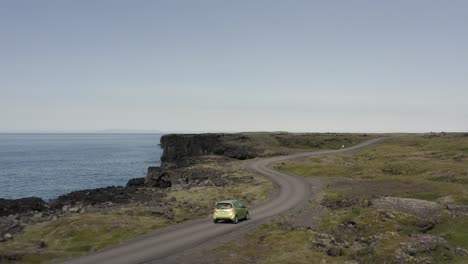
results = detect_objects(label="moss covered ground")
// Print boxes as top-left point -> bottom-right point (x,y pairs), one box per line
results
214,133 -> 468,263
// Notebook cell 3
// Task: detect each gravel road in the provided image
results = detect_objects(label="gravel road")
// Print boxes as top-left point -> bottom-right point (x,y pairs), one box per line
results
64,137 -> 385,264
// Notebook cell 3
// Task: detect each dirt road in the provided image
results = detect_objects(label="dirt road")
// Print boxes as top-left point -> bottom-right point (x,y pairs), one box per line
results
64,137 -> 385,264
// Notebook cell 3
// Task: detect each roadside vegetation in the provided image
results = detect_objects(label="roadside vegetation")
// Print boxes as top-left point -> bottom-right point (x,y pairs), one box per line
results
216,208 -> 468,263
274,133 -> 468,204
0,133 -> 413,263
214,133 -> 468,263
214,223 -> 345,264
0,162 -> 272,263
225,132 -> 379,156
0,212 -> 169,263
168,174 -> 272,220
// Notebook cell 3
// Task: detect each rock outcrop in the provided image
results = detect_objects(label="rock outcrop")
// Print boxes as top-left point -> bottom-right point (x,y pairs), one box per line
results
126,177 -> 145,187
0,134 -> 259,225
372,197 -> 444,218
145,167 -> 172,188
0,197 -> 47,217
49,186 -> 138,209
149,134 -> 261,189
160,134 -> 258,163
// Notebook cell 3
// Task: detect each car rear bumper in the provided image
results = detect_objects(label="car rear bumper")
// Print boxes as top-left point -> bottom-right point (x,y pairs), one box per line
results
213,212 -> 235,220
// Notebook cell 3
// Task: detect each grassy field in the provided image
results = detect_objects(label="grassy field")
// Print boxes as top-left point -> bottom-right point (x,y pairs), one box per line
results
0,169 -> 272,263
2,132 -> 377,263
6,133 -> 465,263
168,175 -> 272,219
214,223 -> 346,264
274,133 -> 468,204
0,211 -> 170,263
213,133 -> 468,263
219,132 -> 380,157
216,208 -> 467,264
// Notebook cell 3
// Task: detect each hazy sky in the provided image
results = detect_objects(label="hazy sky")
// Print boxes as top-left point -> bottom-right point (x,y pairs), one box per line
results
1,0 -> 467,133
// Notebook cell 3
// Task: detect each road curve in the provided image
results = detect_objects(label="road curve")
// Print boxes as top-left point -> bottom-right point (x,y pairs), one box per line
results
64,137 -> 386,264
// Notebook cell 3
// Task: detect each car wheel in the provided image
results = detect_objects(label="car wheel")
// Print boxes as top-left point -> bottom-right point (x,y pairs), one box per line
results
245,212 -> 249,220
233,216 -> 238,224
213,219 -> 218,224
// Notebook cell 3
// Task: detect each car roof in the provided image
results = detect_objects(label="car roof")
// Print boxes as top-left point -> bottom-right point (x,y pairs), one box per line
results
216,200 -> 239,204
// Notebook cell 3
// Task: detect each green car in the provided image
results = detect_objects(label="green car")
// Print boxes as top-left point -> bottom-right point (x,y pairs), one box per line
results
213,200 -> 249,224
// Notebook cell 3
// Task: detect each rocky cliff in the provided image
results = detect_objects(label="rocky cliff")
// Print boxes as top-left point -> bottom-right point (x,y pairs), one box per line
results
160,134 -> 259,162
140,134 -> 258,189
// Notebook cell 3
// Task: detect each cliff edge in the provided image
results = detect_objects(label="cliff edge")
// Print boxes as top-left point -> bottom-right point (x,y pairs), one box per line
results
160,133 -> 259,162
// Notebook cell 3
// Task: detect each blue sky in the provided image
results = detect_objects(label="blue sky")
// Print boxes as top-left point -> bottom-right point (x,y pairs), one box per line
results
1,0 -> 467,132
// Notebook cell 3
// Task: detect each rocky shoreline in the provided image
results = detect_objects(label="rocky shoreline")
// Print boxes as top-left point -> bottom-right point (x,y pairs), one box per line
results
0,132 -> 377,264
0,133 -> 271,244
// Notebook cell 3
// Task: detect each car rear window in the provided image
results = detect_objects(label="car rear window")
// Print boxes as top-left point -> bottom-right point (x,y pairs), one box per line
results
216,203 -> 232,209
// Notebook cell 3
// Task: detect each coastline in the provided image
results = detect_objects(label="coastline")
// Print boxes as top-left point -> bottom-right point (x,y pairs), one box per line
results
0,133 -> 163,200
0,132 -> 378,262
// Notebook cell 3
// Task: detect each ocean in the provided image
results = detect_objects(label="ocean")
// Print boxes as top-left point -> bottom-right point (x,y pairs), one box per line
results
0,133 -> 163,200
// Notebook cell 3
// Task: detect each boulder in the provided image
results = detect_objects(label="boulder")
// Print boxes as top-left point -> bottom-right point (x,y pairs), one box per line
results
313,233 -> 337,249
372,197 -> 444,218
400,234 -> 449,255
321,198 -> 359,209
454,247 -> 468,256
0,197 -> 47,217
0,216 -> 22,240
68,207 -> 80,213
327,247 -> 342,257
149,207 -> 175,220
446,204 -> 468,216
0,253 -> 22,261
126,177 -> 145,187
35,240 -> 47,248
145,167 -> 172,188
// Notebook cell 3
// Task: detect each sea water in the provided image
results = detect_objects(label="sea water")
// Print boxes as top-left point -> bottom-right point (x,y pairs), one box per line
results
0,133 -> 163,199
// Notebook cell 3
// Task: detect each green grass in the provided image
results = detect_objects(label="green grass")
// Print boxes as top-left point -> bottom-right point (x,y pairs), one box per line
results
319,206 -> 418,237
321,190 -> 346,203
275,134 -> 468,204
259,134 -> 468,263
220,132 -> 380,156
214,223 -> 346,264
0,176 -> 272,263
214,202 -> 467,263
0,212 -> 169,263
317,199 -> 467,263
430,215 -> 468,248
167,174 -> 272,220
0,157 -> 274,263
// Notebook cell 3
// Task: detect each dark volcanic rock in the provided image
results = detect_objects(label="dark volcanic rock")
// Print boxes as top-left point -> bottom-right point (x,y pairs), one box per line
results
50,186 -> 137,208
382,167 -> 402,175
0,253 -> 23,261
160,134 -> 221,162
0,217 -> 23,241
327,247 -> 343,257
399,234 -> 450,255
446,204 -> 468,216
145,167 -> 172,188
0,197 -> 47,217
372,197 -> 444,218
321,198 -> 359,209
160,134 -> 258,162
126,177 -> 145,187
416,219 -> 437,233
149,206 -> 175,220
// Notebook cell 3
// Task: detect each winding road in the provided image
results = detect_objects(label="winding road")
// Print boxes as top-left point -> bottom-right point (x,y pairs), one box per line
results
64,137 -> 385,264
